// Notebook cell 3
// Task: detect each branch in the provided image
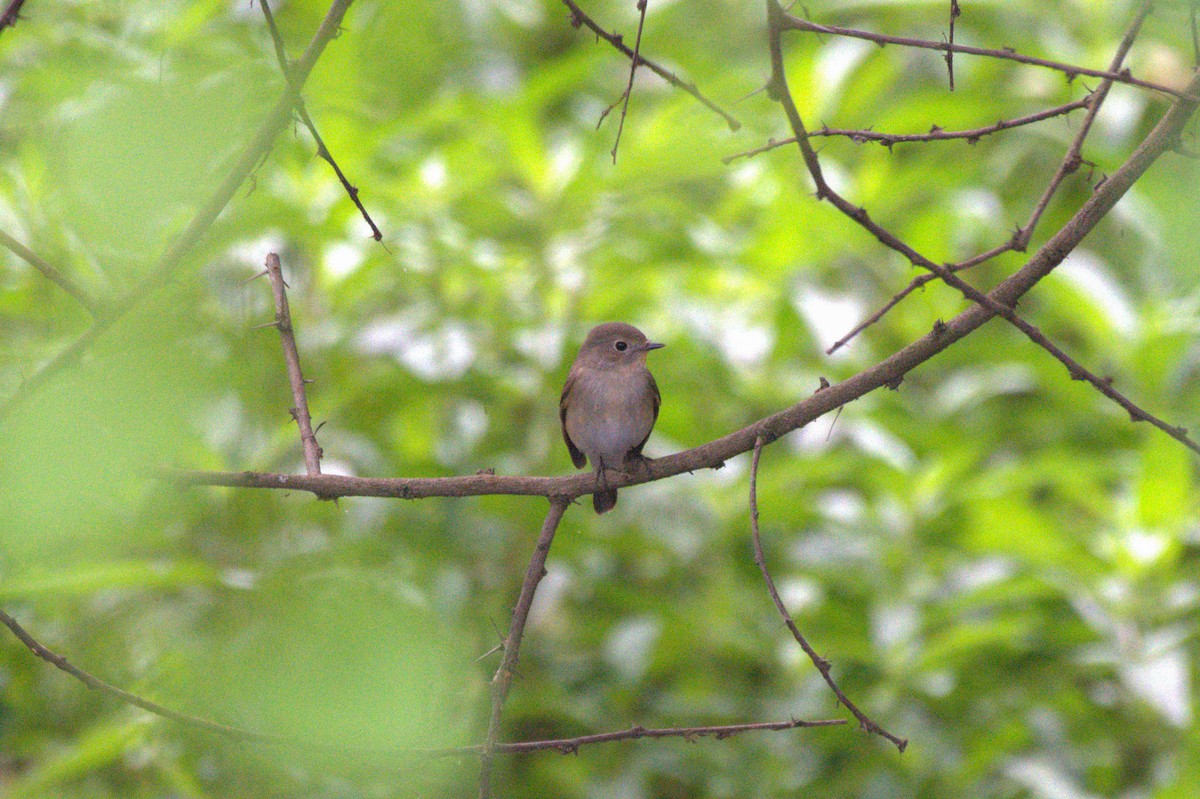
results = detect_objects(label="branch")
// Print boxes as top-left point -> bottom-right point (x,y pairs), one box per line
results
561,0 -> 740,131
767,0 -> 1200,456
0,228 -> 103,318
780,11 -> 1196,100
827,1 -> 1153,350
749,437 -> 907,750
259,0 -> 383,241
262,253 -> 324,477
478,499 -> 570,799
3,604 -> 843,765
0,607 -> 284,744
0,0 -> 357,425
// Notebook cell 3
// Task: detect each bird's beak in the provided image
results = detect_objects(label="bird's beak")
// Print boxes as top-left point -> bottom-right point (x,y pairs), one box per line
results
643,341 -> 665,351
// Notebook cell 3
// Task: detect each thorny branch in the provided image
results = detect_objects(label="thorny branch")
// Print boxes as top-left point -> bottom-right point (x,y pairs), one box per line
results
261,253 -> 324,478
946,0 -> 960,90
723,98 -> 1092,164
766,0 -> 1200,457
827,2 -> 1154,351
0,0 -> 26,32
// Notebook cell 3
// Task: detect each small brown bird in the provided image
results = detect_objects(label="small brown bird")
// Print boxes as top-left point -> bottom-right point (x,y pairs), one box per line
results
560,322 -> 664,513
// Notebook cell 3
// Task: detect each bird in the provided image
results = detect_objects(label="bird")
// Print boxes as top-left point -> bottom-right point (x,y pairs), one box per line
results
560,322 -> 664,513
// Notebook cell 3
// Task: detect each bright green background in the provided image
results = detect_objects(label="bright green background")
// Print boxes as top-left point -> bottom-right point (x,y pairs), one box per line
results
1,0 -> 1198,797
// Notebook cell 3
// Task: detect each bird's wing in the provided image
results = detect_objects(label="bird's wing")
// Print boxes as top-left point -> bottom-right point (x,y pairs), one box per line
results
559,372 -> 587,469
632,370 -> 661,456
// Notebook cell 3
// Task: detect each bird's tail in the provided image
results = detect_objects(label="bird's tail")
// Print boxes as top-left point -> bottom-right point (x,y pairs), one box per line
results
593,488 -> 617,514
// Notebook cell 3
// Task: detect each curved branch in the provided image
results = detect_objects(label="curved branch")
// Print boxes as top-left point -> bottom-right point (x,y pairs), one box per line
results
749,437 -> 907,750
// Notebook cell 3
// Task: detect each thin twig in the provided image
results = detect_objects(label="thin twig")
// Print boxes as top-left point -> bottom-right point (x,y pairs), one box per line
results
723,98 -> 1091,164
478,499 -> 570,799
826,241 -> 1015,355
259,0 -> 383,241
443,717 -> 845,756
749,437 -> 908,750
0,0 -> 357,425
561,0 -> 740,131
0,228 -> 103,318
780,11 -> 1195,101
263,253 -> 323,478
610,0 -> 649,163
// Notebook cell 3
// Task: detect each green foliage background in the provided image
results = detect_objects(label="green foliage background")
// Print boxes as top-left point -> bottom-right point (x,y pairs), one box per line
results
1,0 -> 1198,796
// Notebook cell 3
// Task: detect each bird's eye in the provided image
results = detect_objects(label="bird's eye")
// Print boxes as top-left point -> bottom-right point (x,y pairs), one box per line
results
614,341 -> 628,352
